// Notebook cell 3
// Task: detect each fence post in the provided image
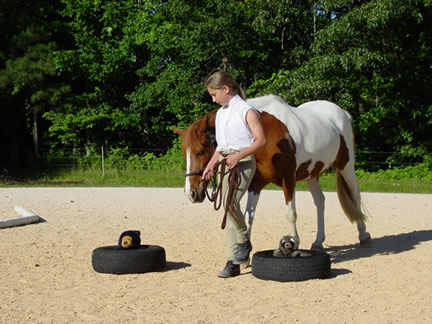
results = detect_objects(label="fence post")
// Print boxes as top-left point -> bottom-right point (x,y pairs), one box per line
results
101,145 -> 105,178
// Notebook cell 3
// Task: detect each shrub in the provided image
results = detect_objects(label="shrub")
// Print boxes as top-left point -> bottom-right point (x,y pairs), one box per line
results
356,163 -> 432,181
149,141 -> 185,171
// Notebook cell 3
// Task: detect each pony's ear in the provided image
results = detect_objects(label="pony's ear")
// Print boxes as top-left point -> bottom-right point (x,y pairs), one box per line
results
172,128 -> 185,136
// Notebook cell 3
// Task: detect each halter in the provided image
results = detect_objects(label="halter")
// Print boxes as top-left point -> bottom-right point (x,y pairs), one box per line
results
185,169 -> 204,177
185,167 -> 218,202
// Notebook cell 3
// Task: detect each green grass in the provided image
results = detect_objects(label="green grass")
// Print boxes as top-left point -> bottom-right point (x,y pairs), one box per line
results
2,167 -> 432,193
1,168 -> 185,187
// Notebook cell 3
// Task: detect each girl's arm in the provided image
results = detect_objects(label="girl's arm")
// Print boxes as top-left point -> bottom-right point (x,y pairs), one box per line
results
202,150 -> 221,180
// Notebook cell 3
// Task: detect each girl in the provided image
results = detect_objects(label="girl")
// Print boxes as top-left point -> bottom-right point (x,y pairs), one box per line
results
202,71 -> 266,278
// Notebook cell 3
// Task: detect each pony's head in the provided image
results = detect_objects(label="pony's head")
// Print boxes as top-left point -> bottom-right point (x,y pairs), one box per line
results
173,110 -> 217,203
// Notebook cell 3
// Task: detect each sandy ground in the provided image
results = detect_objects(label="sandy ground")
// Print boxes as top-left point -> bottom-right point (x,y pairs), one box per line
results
0,187 -> 431,323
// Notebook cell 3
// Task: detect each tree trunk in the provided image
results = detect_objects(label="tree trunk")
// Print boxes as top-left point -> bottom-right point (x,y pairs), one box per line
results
33,109 -> 40,158
313,2 -> 317,38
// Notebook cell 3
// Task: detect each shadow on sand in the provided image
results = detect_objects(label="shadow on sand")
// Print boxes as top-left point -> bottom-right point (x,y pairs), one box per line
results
164,261 -> 192,271
163,230 -> 432,277
327,229 -> 432,264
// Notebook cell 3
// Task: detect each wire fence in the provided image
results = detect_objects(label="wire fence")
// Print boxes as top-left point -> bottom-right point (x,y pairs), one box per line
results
36,146 -> 430,170
2,147 -> 430,191
354,151 -> 430,169
36,146 -> 170,168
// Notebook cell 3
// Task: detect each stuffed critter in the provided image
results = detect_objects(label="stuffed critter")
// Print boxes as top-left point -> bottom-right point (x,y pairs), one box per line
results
273,235 -> 300,257
118,231 -> 141,249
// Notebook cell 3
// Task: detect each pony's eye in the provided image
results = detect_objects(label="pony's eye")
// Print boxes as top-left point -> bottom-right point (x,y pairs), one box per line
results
196,150 -> 205,157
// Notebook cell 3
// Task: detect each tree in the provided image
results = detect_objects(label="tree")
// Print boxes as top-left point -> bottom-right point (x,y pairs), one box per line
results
0,0 -> 70,165
127,0 -> 314,146
44,0 -> 326,152
2,0 -> 430,171
48,0 -> 144,152
249,0 -> 432,166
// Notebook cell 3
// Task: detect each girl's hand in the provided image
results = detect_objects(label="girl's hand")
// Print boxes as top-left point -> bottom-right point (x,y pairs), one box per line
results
202,151 -> 220,180
225,154 -> 240,169
202,166 -> 215,181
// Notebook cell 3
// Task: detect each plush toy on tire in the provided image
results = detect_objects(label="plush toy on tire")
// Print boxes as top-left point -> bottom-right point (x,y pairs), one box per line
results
252,235 -> 331,282
92,230 -> 166,274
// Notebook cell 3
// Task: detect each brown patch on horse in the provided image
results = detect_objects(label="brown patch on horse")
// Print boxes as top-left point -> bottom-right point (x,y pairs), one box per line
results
250,112 -> 297,204
311,161 -> 325,178
296,160 -> 312,181
296,159 -> 325,181
295,135 -> 348,181
333,135 -> 349,170
274,139 -> 297,204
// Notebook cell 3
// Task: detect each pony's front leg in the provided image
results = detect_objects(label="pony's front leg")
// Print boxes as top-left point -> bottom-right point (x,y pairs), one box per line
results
244,190 -> 260,239
307,178 -> 326,251
285,191 -> 300,244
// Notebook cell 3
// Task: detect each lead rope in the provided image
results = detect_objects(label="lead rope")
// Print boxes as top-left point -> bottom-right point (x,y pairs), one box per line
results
206,159 -> 241,229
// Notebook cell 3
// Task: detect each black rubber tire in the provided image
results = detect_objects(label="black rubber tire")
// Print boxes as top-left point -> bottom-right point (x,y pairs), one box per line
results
252,249 -> 331,282
92,245 -> 166,274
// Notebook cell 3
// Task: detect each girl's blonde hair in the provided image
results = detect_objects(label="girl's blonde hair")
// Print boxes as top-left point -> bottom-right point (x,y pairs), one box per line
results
205,71 -> 247,100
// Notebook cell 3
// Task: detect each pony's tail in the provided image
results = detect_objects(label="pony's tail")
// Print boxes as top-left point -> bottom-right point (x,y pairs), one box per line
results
336,170 -> 367,223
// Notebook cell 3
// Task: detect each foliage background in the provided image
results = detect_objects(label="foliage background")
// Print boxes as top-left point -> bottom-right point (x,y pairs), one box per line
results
1,0 -> 431,176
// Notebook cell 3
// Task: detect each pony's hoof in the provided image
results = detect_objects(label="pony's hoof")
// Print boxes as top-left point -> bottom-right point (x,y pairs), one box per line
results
360,233 -> 372,247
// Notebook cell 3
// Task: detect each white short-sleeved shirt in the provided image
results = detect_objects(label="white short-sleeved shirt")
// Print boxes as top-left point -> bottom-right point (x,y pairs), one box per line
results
215,95 -> 258,152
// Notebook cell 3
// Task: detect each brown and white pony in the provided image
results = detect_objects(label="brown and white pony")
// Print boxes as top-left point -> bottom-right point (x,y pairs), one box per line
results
174,95 -> 371,250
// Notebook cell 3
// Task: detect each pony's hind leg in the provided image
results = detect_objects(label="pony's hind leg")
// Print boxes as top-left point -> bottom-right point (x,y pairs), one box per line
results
337,167 -> 371,247
244,190 -> 261,240
357,221 -> 371,247
306,178 -> 326,251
